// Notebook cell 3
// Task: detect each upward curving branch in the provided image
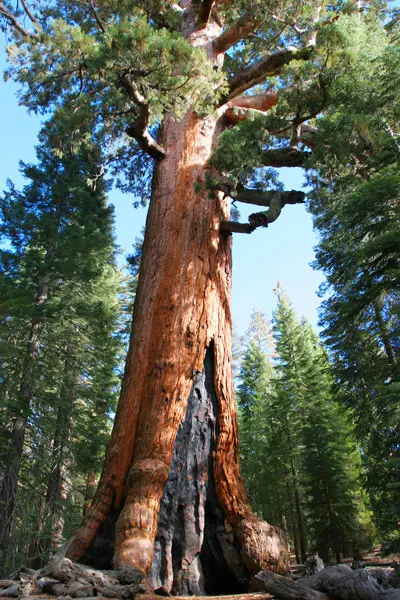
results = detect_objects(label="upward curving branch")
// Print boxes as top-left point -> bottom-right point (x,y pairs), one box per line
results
20,0 -> 40,29
213,13 -> 257,53
0,2 -> 38,37
224,45 -> 314,102
120,73 -> 167,160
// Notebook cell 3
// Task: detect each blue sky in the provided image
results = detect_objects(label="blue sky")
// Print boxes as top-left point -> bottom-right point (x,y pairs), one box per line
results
0,39 -> 324,334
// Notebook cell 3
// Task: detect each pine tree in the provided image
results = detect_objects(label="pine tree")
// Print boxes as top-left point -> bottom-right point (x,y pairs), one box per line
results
298,323 -> 363,562
307,25 -> 400,547
272,290 -> 309,563
272,290 -> 369,562
0,126 -> 124,572
236,340 -> 289,535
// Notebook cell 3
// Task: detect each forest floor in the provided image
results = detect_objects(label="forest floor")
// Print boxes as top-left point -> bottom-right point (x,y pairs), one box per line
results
2,549 -> 399,600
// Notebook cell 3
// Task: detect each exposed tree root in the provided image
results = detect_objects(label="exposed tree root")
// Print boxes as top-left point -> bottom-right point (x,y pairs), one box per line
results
0,559 -> 145,599
3,558 -> 399,600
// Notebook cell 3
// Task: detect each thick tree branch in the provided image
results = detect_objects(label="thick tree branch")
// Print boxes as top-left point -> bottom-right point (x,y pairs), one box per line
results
223,91 -> 277,124
220,186 -> 305,234
199,0 -> 215,27
120,73 -> 167,160
221,221 -> 255,234
224,45 -> 314,102
234,188 -> 305,206
261,147 -> 311,167
0,2 -> 37,37
208,172 -> 305,207
213,13 -> 257,53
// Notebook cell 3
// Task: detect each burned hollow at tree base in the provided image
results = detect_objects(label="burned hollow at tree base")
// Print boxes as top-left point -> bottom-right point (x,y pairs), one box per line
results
79,346 -> 250,595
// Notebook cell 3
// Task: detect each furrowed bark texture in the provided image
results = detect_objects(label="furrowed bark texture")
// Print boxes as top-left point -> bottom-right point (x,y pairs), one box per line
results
66,12 -> 288,591
66,108 -> 288,588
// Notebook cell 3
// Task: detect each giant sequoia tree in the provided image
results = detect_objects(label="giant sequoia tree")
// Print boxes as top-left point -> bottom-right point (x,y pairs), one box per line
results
0,0 -> 396,593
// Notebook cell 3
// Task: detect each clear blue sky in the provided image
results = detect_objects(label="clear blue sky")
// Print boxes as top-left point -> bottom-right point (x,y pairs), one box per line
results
0,40 -> 324,334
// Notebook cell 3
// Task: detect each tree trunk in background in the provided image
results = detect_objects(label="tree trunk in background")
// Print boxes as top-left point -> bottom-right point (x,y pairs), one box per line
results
65,108 -> 288,592
0,270 -> 50,564
316,444 -> 341,564
42,353 -> 73,555
372,297 -> 396,367
285,466 -> 300,564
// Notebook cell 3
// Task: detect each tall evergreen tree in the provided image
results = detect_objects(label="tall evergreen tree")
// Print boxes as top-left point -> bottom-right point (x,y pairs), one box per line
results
272,290 -> 309,562
237,291 -> 371,562
0,126 -> 124,572
237,340 -> 289,537
308,24 -> 400,547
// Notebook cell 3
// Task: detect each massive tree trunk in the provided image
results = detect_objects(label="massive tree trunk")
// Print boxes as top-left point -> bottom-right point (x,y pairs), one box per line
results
65,14 -> 288,594
65,107 -> 288,592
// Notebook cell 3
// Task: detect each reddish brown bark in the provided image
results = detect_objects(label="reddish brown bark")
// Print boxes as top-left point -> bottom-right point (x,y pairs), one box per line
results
83,472 -> 97,516
224,92 -> 278,124
65,12 -> 289,590
66,106 -> 288,586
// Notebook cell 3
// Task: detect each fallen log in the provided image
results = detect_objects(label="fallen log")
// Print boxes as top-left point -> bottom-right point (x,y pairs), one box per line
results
304,564 -> 399,599
252,565 -> 400,600
40,557 -> 145,596
42,557 -> 131,584
251,570 -> 329,600
0,586 -> 19,598
353,563 -> 400,570
0,584 -> 15,591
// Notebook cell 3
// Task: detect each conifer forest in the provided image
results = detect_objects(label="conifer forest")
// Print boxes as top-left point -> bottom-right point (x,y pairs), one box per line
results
0,0 -> 399,599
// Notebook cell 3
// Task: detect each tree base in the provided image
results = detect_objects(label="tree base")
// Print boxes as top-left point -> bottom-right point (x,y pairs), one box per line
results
148,346 -> 247,595
79,348 -> 247,594
66,345 -> 288,594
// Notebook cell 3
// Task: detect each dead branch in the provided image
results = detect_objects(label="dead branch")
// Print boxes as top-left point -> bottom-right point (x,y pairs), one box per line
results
252,570 -> 329,600
120,73 -> 167,160
261,147 -> 311,167
303,564 -> 398,600
252,564 -> 400,600
39,557 -> 145,598
0,585 -> 20,598
0,584 -> 14,590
